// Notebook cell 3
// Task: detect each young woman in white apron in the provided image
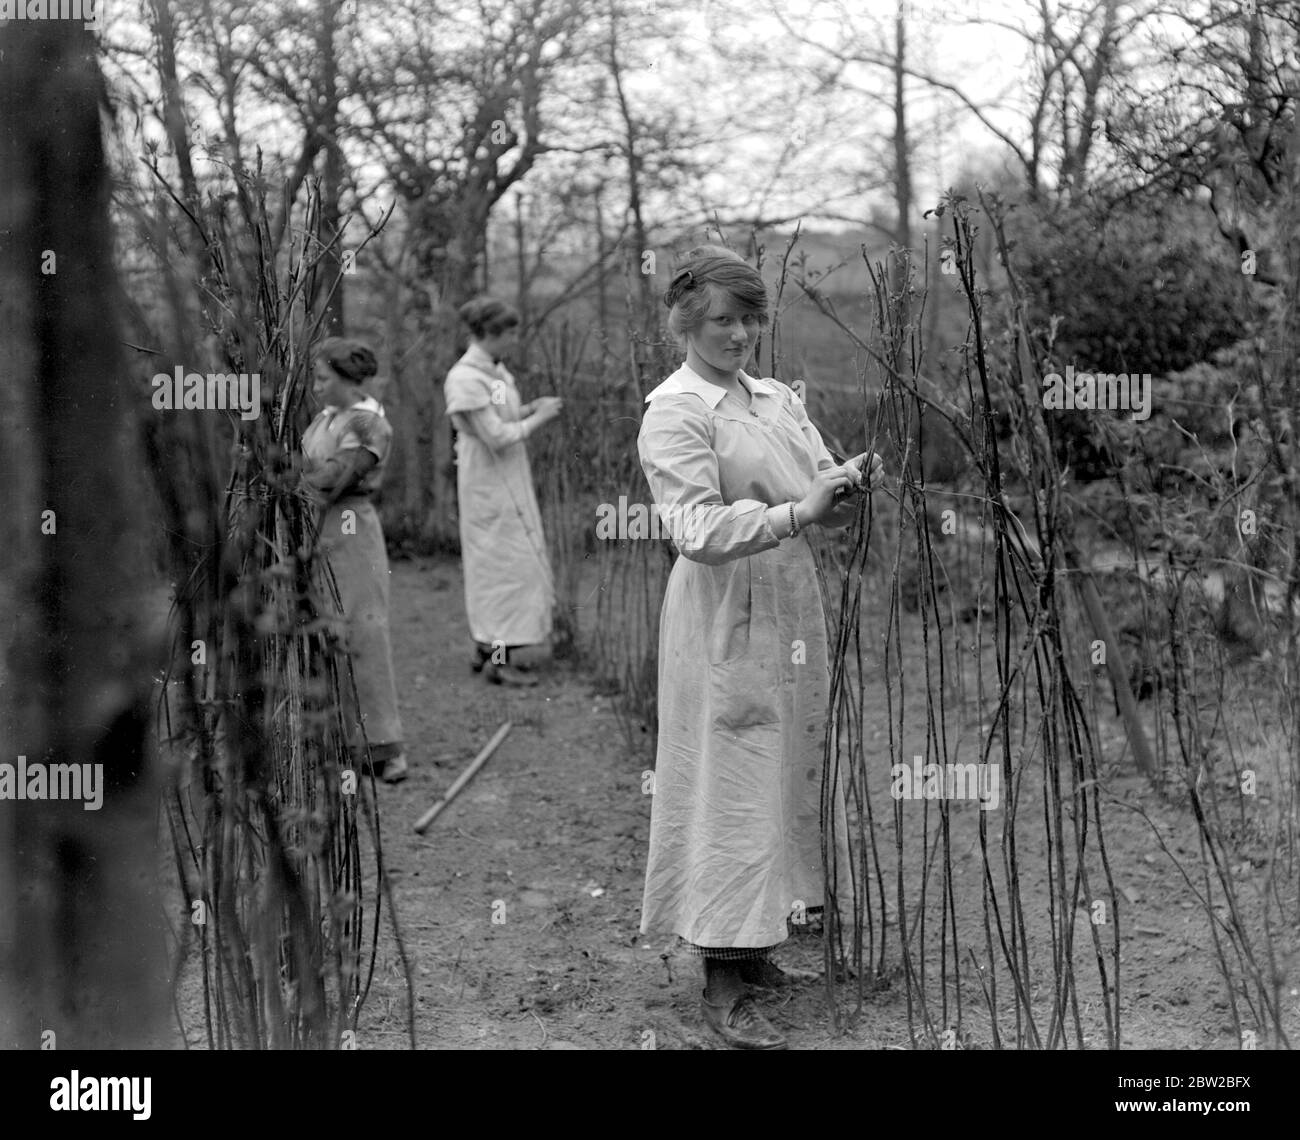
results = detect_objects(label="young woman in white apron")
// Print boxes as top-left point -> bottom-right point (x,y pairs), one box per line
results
444,298 -> 563,687
638,246 -> 884,1048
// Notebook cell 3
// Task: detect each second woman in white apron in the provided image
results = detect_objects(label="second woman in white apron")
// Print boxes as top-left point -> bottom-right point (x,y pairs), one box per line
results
444,298 -> 563,687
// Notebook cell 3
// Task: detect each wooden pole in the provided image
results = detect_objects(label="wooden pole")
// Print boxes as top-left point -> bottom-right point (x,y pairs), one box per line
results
414,722 -> 513,834
1062,543 -> 1159,780
994,501 -> 1159,783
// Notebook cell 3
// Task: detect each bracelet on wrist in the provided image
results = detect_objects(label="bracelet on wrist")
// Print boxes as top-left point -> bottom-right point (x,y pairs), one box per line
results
788,501 -> 799,539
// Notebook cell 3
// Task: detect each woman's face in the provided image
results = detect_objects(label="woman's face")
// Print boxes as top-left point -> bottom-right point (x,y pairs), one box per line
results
685,288 -> 761,375
312,357 -> 353,407
480,325 -> 519,362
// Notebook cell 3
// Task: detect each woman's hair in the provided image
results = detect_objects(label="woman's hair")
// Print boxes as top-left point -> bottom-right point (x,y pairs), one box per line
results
663,244 -> 769,340
458,296 -> 521,339
317,336 -> 378,383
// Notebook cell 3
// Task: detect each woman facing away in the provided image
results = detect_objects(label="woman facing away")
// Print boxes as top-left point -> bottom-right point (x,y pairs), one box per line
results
637,245 -> 885,1050
301,336 -> 408,784
444,297 -> 563,688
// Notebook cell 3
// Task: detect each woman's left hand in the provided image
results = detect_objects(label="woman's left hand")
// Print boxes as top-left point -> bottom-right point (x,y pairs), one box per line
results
305,449 -> 378,506
841,451 -> 885,494
820,452 -> 885,528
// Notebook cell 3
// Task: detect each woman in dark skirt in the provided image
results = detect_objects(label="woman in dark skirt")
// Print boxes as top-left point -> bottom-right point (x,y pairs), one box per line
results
302,337 -> 407,783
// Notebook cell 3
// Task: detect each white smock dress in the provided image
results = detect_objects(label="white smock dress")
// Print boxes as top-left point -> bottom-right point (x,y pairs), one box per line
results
638,365 -> 849,950
444,343 -> 554,648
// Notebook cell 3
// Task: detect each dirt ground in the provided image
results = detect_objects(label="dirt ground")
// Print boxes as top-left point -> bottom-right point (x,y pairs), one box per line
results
344,554 -> 1298,1051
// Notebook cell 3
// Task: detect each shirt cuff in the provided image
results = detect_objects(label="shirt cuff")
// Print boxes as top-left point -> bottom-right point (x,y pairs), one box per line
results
764,503 -> 792,539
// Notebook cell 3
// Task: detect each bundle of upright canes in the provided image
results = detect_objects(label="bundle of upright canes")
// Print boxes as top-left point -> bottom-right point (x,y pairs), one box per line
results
814,194 -> 1122,1048
142,175 -> 413,1048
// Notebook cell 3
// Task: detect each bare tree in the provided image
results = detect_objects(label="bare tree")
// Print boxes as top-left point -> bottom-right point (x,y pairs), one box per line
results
338,0 -> 598,547
138,0 -> 359,330
1123,0 -> 1298,284
772,0 -> 1141,205
354,0 -> 591,307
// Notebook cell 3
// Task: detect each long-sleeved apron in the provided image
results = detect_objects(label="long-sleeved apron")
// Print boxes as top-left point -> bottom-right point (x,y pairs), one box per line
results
638,364 -> 847,949
444,344 -> 554,647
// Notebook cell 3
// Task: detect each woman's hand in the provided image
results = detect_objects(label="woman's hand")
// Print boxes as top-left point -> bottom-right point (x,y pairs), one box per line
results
531,396 -> 564,425
302,449 -> 378,505
812,453 -> 885,528
841,451 -> 885,494
795,464 -> 858,527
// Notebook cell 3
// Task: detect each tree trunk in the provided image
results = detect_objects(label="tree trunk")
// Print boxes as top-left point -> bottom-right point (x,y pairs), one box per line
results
151,0 -> 199,207
892,2 -> 913,259
317,0 -> 345,334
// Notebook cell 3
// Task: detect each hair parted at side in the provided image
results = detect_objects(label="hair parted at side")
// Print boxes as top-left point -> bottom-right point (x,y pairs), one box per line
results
458,296 -> 521,339
663,244 -> 769,340
318,336 -> 379,383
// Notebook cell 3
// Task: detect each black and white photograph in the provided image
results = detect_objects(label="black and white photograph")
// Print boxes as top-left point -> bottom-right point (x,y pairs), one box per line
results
0,0 -> 1296,1111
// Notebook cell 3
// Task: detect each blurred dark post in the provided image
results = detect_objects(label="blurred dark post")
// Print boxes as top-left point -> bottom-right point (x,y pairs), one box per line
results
0,17 -> 169,1046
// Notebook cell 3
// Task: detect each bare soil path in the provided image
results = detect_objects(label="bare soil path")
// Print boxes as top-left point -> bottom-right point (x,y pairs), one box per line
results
349,556 -> 1289,1051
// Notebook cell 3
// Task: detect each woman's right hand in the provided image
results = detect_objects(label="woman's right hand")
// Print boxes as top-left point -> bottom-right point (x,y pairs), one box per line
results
532,396 -> 563,424
796,464 -> 858,527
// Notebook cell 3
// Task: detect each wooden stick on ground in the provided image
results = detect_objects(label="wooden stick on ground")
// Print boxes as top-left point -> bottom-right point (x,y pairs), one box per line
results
414,722 -> 513,834
1062,543 -> 1158,780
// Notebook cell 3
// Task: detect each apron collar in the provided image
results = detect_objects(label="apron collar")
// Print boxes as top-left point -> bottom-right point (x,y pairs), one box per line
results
465,342 -> 503,369
644,364 -> 774,412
